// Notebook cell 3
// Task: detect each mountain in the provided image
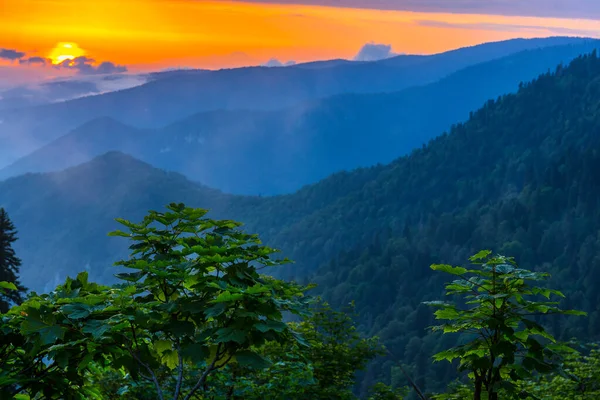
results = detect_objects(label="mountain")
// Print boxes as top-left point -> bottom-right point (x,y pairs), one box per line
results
0,36 -> 592,167
4,40 -> 600,195
4,50 -> 600,393
0,152 -> 245,291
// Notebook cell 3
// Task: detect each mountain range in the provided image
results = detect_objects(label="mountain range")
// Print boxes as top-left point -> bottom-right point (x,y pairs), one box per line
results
0,36 -> 593,170
2,38 -> 599,194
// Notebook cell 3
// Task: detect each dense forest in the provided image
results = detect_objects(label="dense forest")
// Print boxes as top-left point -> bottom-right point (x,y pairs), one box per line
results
300,51 -> 600,392
0,205 -> 597,399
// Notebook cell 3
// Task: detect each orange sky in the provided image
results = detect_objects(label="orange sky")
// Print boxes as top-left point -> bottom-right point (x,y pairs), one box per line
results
1,0 -> 600,71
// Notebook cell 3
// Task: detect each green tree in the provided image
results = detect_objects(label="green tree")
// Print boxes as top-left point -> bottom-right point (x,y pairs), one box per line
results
207,302 -> 387,399
518,343 -> 600,399
4,203 -> 313,399
0,208 -> 26,313
425,251 -> 586,400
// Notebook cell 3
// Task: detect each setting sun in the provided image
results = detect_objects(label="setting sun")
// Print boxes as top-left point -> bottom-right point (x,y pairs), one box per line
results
48,42 -> 85,65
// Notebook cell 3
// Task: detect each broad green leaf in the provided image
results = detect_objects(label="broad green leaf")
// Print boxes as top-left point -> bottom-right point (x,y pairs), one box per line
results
168,320 -> 196,338
114,271 -> 145,282
81,319 -> 111,339
254,319 -> 287,333
469,250 -> 492,261
0,281 -> 17,291
61,303 -> 92,319
212,291 -> 244,303
21,312 -> 66,345
234,350 -> 271,369
431,264 -> 468,276
204,303 -> 227,318
161,349 -> 179,370
215,327 -> 247,344
154,340 -> 172,355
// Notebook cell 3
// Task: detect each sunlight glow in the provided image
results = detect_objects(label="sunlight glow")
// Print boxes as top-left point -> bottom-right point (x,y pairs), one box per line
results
48,42 -> 85,65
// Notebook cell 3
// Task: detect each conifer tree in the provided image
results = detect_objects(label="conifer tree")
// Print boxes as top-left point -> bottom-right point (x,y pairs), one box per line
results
0,208 -> 25,312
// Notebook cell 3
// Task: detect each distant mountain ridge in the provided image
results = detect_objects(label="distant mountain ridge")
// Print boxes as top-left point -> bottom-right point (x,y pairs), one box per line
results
0,36 -> 593,167
3,39 -> 600,194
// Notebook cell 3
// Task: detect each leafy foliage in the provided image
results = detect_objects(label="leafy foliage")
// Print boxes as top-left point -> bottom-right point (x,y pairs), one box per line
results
0,204 -> 396,399
426,251 -> 585,399
2,204 -> 314,399
518,343 -> 600,399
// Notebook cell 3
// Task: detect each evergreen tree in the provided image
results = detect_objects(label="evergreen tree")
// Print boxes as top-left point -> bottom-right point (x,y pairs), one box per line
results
0,208 -> 25,313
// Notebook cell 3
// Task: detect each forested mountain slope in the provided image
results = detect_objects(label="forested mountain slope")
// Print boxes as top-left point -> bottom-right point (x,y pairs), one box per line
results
0,37 -> 591,167
3,40 -> 600,194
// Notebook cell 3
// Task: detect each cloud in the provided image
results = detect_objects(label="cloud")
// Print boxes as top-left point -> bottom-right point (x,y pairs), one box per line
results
0,73 -> 148,110
354,43 -> 399,62
224,0 -> 600,19
19,56 -> 48,65
416,20 -> 600,38
0,48 -> 26,61
262,58 -> 297,67
56,57 -> 128,75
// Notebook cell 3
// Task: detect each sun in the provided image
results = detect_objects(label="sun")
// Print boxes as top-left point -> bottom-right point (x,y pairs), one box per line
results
48,42 -> 85,65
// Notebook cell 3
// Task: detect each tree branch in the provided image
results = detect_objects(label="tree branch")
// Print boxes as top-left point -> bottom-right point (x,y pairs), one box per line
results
183,343 -> 223,400
125,341 -> 165,400
173,341 -> 184,400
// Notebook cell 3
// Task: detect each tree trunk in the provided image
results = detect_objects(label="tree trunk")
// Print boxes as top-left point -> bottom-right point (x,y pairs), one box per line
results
474,378 -> 483,400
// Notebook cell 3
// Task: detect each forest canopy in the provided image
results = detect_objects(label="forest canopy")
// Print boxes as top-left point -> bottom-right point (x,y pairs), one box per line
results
0,204 -> 597,399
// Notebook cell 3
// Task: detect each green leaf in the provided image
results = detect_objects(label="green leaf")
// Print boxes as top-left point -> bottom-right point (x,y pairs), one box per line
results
0,281 -> 17,291
563,310 -> 587,316
161,349 -> 179,370
469,250 -> 492,261
154,340 -> 172,355
215,327 -> 247,344
61,303 -> 92,319
234,350 -> 271,369
254,319 -> 287,333
246,284 -> 271,295
430,264 -> 468,276
21,311 -> 66,345
82,319 -> 111,339
212,291 -> 244,303
168,320 -> 196,338
204,303 -> 227,318
181,343 -> 209,364
433,349 -> 461,362
115,271 -> 145,282
433,307 -> 460,320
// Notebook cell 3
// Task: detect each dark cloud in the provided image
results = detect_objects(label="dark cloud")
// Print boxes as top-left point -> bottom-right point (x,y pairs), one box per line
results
56,57 -> 128,75
0,48 -> 26,61
417,20 -> 600,38
262,58 -> 297,67
19,56 -> 49,65
95,61 -> 128,74
222,0 -> 600,19
354,43 -> 399,62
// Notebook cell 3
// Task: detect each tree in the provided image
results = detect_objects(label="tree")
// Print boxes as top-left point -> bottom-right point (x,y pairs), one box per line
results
3,203 -> 314,399
519,343 -> 600,399
200,302 -> 386,399
425,251 -> 586,400
0,208 -> 25,313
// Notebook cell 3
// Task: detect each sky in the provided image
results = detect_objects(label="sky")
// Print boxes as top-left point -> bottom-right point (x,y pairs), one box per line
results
1,0 -> 600,85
